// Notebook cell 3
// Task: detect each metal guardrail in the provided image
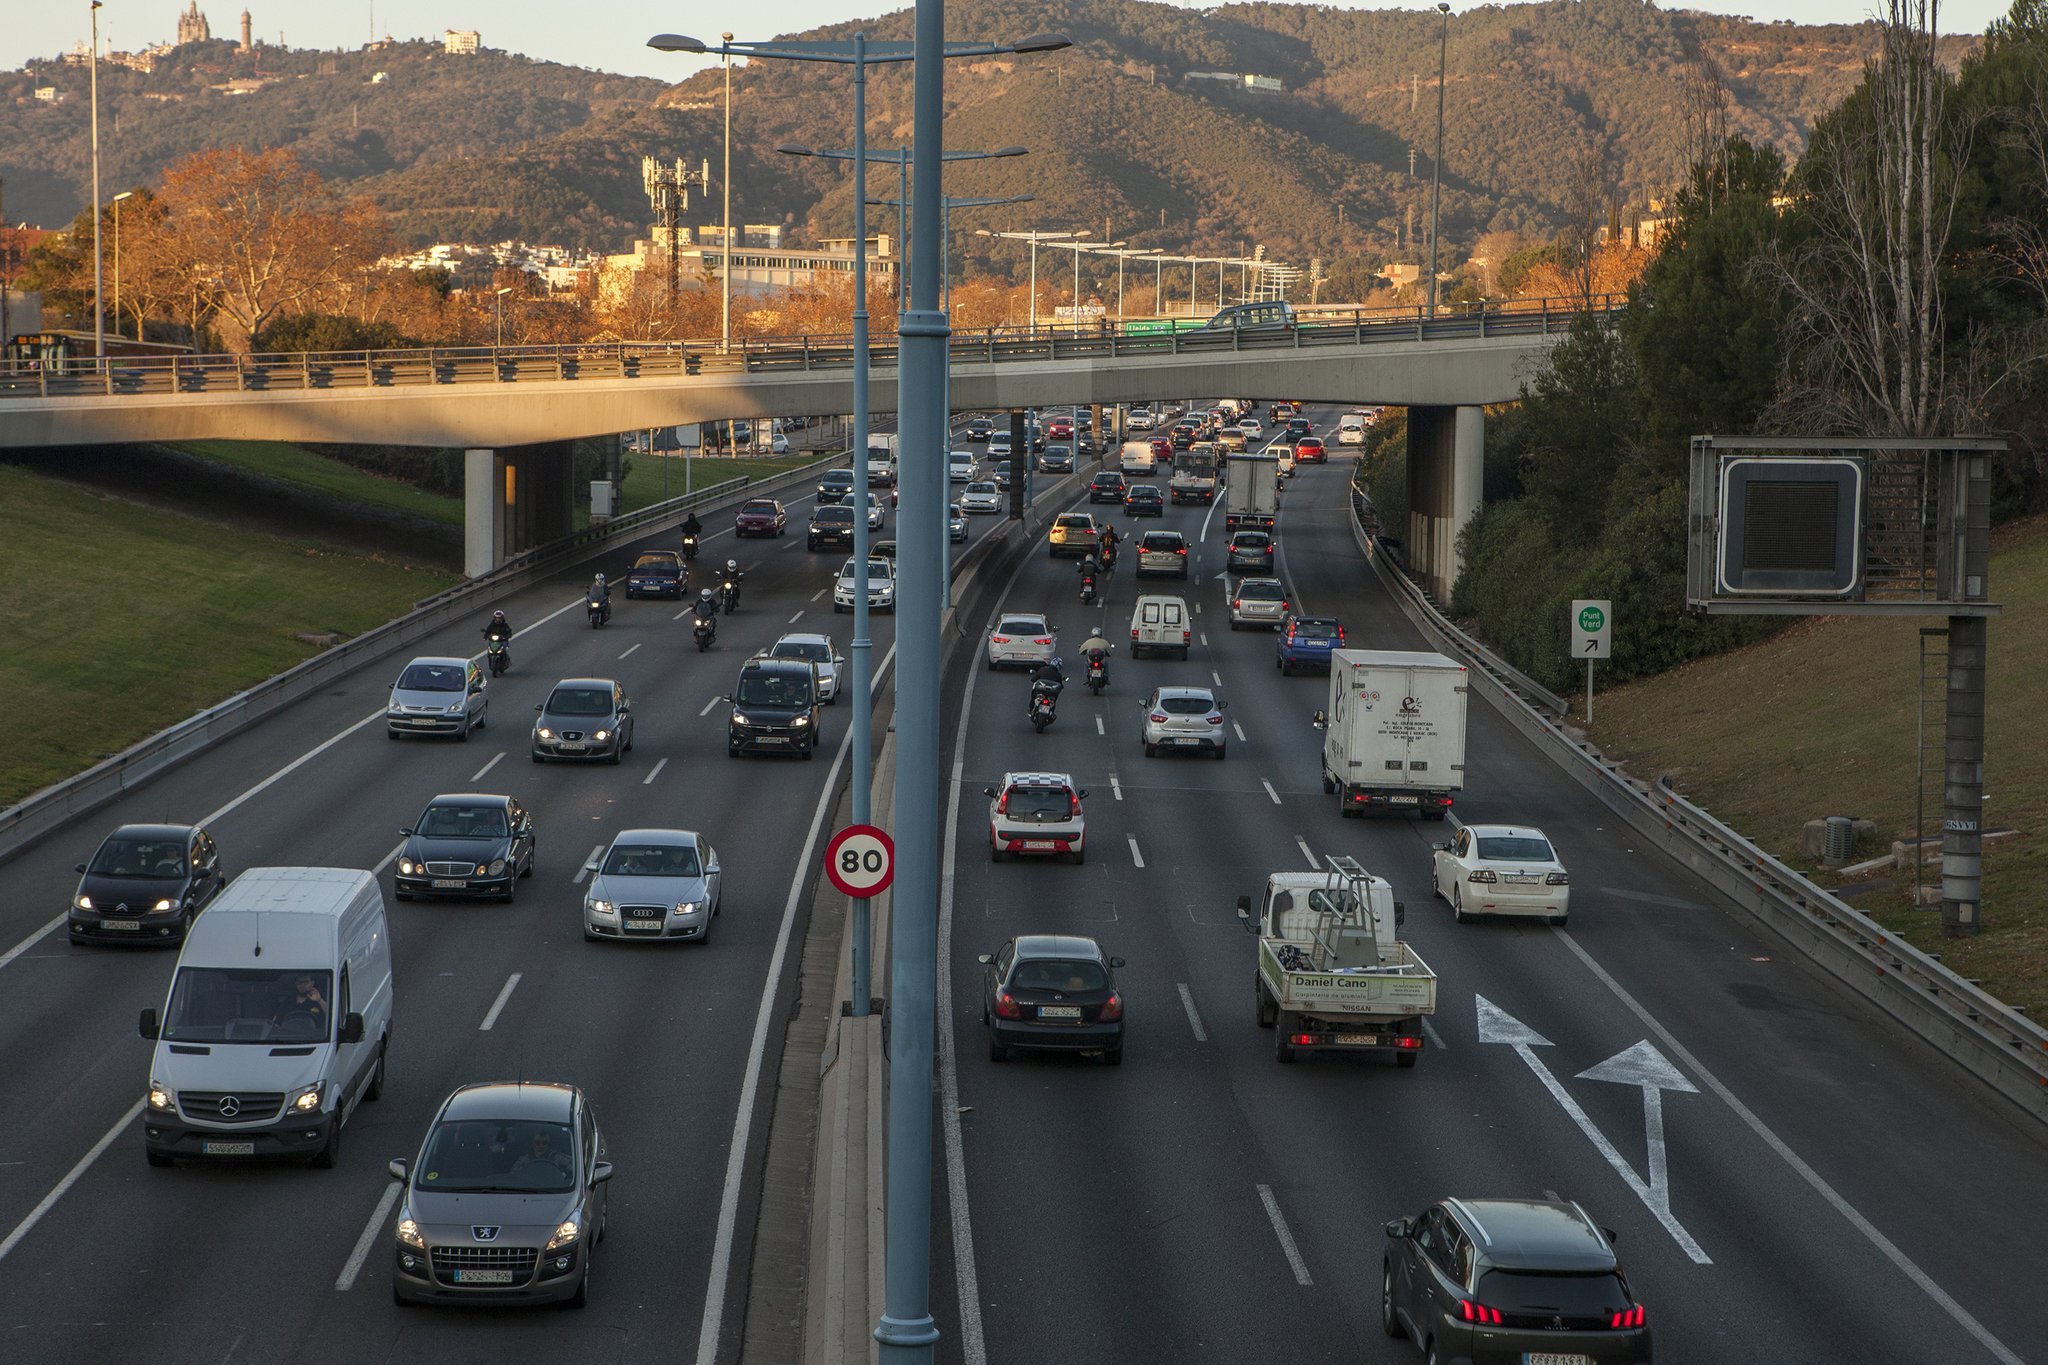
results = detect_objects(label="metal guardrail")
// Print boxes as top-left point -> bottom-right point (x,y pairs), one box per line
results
0,296 -> 1622,401
0,452 -> 842,867
1346,489 -> 2048,1123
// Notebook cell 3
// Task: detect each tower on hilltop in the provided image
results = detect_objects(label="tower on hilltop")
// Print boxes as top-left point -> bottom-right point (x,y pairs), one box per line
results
178,2 -> 212,46
239,10 -> 252,52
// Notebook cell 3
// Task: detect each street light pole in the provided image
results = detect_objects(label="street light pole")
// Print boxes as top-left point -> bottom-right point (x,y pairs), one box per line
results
494,285 -> 512,347
110,190 -> 133,341
722,32 -> 735,352
89,0 -> 104,361
1428,2 -> 1451,318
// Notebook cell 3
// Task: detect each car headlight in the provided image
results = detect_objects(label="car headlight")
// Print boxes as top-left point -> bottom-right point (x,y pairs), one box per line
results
398,858 -> 417,876
586,899 -> 615,917
290,1082 -> 325,1113
731,712 -> 752,726
592,729 -> 611,742
545,1219 -> 581,1251
153,897 -> 176,912
396,1217 -> 425,1249
486,859 -> 507,877
537,726 -> 555,740
792,715 -> 810,727
446,703 -> 466,714
75,894 -> 93,911
675,900 -> 701,916
148,1081 -> 175,1112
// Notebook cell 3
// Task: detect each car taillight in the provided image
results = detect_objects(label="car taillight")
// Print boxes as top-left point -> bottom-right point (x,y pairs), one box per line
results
993,990 -> 1023,1020
1458,1300 -> 1504,1326
1033,637 -> 1053,646
996,795 -> 1009,814
1279,601 -> 1289,611
1336,626 -> 1346,643
1546,871 -> 1570,885
1099,992 -> 1123,1022
1175,546 -> 1186,555
1468,869 -> 1498,883
1149,712 -> 1168,723
1131,628 -> 1139,639
992,635 -> 1010,645
1232,599 -> 1243,609
1610,1305 -> 1647,1330
1206,712 -> 1223,724
1182,630 -> 1191,641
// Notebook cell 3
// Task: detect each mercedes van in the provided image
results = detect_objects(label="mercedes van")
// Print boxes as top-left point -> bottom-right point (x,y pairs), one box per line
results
139,867 -> 393,1169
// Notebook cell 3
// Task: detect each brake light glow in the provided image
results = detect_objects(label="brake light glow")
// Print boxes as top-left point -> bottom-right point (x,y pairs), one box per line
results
1392,1034 -> 1423,1049
1131,628 -> 1139,639
992,635 -> 1010,645
1174,546 -> 1186,555
1182,630 -> 1191,641
1458,1300 -> 1504,1326
1099,992 -> 1123,1022
1206,713 -> 1223,724
995,794 -> 1009,814
1610,1305 -> 1647,1329
1336,625 -> 1346,644
993,989 -> 1024,1020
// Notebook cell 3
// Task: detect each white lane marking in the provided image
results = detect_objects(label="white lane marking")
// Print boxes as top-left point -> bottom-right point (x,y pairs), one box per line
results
480,973 -> 523,1031
1261,779 -> 1282,805
1256,1184 -> 1314,1286
1109,775 -> 1123,801
1194,601 -> 1202,614
1233,722 -> 1247,743
1199,494 -> 1221,543
690,644 -> 897,1365
371,840 -> 406,876
1446,809 -> 1464,831
619,642 -> 643,660
1211,670 -> 1223,686
1127,836 -> 1145,869
0,914 -> 66,973
1550,931 -> 2025,1363
675,607 -> 694,621
789,610 -> 805,624
1095,715 -> 1105,736
0,1098 -> 146,1267
699,697 -> 721,717
1420,1017 -> 1448,1051
573,843 -> 604,884
810,587 -> 828,602
334,1182 -> 403,1291
1200,632 -> 1209,646
470,751 -> 505,781
1295,837 -> 1318,869
1176,983 -> 1208,1042
642,757 -> 669,786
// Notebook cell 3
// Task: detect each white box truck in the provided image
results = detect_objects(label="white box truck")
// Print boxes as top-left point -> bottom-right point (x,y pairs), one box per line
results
866,433 -> 899,487
1224,453 -> 1279,531
1314,649 -> 1467,819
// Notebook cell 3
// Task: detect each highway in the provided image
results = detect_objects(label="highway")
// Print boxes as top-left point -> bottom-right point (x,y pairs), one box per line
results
930,407 -> 2048,1364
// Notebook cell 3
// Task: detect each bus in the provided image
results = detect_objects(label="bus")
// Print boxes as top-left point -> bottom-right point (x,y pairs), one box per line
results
4,330 -> 192,376
1123,300 -> 1297,338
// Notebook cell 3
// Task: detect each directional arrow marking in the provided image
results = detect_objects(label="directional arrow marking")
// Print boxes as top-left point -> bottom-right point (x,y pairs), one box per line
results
1475,997 -> 1711,1265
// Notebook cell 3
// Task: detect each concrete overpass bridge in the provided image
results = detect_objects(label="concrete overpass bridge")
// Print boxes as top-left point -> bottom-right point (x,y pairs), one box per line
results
0,298 -> 1619,595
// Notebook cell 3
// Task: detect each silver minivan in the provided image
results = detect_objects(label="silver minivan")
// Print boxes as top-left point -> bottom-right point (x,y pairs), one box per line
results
387,656 -> 487,740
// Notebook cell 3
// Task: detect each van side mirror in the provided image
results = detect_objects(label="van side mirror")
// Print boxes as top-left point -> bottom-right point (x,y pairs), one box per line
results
138,1008 -> 160,1041
1235,895 -> 1252,927
339,1012 -> 365,1045
1395,901 -> 1407,927
388,1158 -> 409,1182
592,1161 -> 616,1185
981,787 -> 997,798
1312,710 -> 1328,731
976,954 -> 993,965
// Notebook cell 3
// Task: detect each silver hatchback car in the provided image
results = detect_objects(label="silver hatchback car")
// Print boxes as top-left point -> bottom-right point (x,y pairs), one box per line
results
1141,685 -> 1227,759
1229,577 -> 1290,629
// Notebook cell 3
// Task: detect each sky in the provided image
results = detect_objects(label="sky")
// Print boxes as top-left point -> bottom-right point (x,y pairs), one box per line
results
1,1 -> 2019,82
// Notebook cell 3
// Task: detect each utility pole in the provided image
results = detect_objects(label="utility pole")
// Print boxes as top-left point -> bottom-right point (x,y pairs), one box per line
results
90,1 -> 105,360
1428,2 -> 1451,318
642,155 -> 710,307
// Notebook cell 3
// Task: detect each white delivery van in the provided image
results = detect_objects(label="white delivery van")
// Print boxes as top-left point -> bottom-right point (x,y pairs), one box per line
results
1130,594 -> 1192,660
1314,649 -> 1468,819
866,434 -> 900,487
139,867 -> 393,1169
1120,440 -> 1159,476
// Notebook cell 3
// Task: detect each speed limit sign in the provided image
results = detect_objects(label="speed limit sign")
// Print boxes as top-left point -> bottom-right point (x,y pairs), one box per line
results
824,824 -> 895,899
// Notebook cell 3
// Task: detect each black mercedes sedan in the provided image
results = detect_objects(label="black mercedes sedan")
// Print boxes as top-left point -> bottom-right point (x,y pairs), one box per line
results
395,794 -> 536,902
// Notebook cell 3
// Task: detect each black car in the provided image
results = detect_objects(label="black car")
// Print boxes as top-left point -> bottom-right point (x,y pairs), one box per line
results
808,504 -> 857,551
395,794 -> 536,903
726,656 -> 821,758
1038,444 -> 1075,474
978,933 -> 1125,1065
994,460 -> 1015,491
624,551 -> 685,599
1226,529 -> 1276,572
1383,1197 -> 1651,1363
1088,471 -> 1127,504
817,469 -> 856,504
965,417 -> 994,442
1123,484 -> 1165,517
69,823 -> 225,946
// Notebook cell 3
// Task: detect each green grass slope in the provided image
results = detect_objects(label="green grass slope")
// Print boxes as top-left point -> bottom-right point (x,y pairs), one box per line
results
177,441 -> 463,525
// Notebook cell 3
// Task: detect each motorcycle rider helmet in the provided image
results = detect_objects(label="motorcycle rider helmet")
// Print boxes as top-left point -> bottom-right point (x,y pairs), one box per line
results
700,587 -> 715,601
726,559 -> 738,573
491,610 -> 507,624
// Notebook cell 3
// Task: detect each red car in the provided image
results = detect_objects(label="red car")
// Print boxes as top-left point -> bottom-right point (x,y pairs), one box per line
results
1148,436 -> 1173,461
1293,436 -> 1327,464
1047,415 -> 1075,440
734,498 -> 789,537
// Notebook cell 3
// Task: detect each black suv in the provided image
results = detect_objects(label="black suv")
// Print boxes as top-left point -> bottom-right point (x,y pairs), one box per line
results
69,823 -> 225,946
726,657 -> 821,759
1383,1198 -> 1651,1364
965,417 -> 994,442
1088,471 -> 1127,504
808,504 -> 857,551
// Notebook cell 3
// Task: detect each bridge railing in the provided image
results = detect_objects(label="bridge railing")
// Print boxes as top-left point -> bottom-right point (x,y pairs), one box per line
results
0,294 -> 1624,402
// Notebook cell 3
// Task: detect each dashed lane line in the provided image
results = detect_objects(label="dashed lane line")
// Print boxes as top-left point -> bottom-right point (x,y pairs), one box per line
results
573,843 -> 603,884
643,757 -> 670,786
479,972 -> 522,1031
1256,1184 -> 1314,1286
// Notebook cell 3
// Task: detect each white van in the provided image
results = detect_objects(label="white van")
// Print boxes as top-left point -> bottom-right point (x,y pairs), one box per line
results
139,867 -> 393,1169
1121,440 -> 1159,476
1337,412 -> 1368,446
1130,594 -> 1192,660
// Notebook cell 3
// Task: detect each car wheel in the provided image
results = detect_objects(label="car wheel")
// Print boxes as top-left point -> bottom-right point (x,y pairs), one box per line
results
988,1035 -> 1009,1063
991,843 -> 1006,863
312,1117 -> 342,1169
1143,742 -> 1156,758
1549,914 -> 1569,927
522,847 -> 535,879
1213,744 -> 1226,761
146,1149 -> 174,1168
1229,620 -> 1240,632
1382,1262 -> 1405,1338
1070,846 -> 1085,866
1177,647 -> 1189,661
364,1041 -> 387,1101
457,718 -> 470,743
395,891 -> 413,902
606,747 -> 621,766
565,1261 -> 589,1310
803,742 -> 816,761
1274,1011 -> 1296,1063
1453,888 -> 1470,924
502,876 -> 517,905
1425,1341 -> 1440,1365
1321,773 -> 1336,795
532,753 -> 545,764
1255,976 -> 1276,1028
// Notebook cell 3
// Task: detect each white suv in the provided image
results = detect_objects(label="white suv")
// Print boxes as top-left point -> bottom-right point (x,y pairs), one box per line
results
1141,686 -> 1227,759
1126,407 -> 1155,432
985,772 -> 1087,864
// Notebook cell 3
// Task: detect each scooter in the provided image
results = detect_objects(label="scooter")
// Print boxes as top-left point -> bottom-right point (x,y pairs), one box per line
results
681,533 -> 700,561
1028,682 -> 1061,733
693,615 -> 716,652
486,635 -> 511,676
1079,575 -> 1097,606
1084,650 -> 1109,695
721,577 -> 741,614
587,594 -> 611,628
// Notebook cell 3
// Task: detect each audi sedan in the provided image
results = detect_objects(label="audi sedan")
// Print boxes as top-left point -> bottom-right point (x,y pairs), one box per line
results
978,934 -> 1125,1065
532,678 -> 634,764
1430,824 -> 1570,925
581,828 -> 722,942
389,1081 -> 613,1308
395,794 -> 536,903
734,498 -> 788,538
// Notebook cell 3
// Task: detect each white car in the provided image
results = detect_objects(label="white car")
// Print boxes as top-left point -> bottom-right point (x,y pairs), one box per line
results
1141,685 -> 1226,759
1228,577 -> 1290,629
771,433 -> 791,455
582,828 -> 721,942
1126,408 -> 1155,432
985,771 -> 1087,864
864,492 -> 886,531
989,432 -> 1014,459
960,480 -> 1003,514
1430,824 -> 1570,925
767,633 -> 845,703
1337,414 -> 1368,446
1237,417 -> 1263,437
987,613 -> 1057,671
832,557 -> 897,614
1273,445 -> 1296,478
949,451 -> 977,483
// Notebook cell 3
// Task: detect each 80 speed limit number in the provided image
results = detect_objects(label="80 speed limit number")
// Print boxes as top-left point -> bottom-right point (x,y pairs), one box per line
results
824,824 -> 895,898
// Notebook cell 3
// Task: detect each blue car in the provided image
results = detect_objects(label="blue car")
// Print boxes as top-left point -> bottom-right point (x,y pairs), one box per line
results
1275,615 -> 1343,675
625,551 -> 686,599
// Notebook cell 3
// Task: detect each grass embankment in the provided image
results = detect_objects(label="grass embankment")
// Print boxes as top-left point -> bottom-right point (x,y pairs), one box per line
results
177,440 -> 465,525
1590,514 -> 2048,1017
612,452 -> 826,516
0,465 -> 456,807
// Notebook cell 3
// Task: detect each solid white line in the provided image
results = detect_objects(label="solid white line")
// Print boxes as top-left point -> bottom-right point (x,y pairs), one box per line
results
573,843 -> 603,884
1256,1184 -> 1314,1286
1550,929 -> 2023,1362
1127,836 -> 1145,869
1199,494 -> 1221,543
334,1182 -> 403,1291
1109,775 -> 1123,801
675,607 -> 693,621
479,972 -> 522,1031
1446,809 -> 1464,831
642,757 -> 670,786
370,840 -> 406,877
0,914 -> 66,973
1420,1017 -> 1448,1051
788,609 -> 805,624
470,751 -> 505,782
1233,722 -> 1247,743
619,642 -> 643,660
1176,983 -> 1209,1042
1095,715 -> 1105,736
1295,837 -> 1319,869
0,1098 -> 146,1267
691,644 -> 896,1365
1261,779 -> 1282,805
699,697 -> 721,717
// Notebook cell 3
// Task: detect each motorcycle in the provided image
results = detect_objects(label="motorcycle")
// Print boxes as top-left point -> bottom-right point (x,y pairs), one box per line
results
1084,650 -> 1109,696
1079,575 -> 1097,606
1028,681 -> 1061,733
1100,541 -> 1118,574
681,533 -> 700,561
693,615 -> 716,652
721,578 -> 741,614
485,635 -> 511,677
587,594 -> 611,628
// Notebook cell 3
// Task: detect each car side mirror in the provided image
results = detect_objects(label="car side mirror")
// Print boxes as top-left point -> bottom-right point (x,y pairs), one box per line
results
1312,710 -> 1328,731
138,1008 -> 160,1041
400,828 -> 413,838
1109,956 -> 1126,968
592,1161 -> 616,1185
1602,1227 -> 1618,1244
981,787 -> 997,798
976,954 -> 993,965
1235,894 -> 1252,923
619,701 -> 630,713
340,1012 -> 366,1045
388,1158 -> 409,1182
1078,790 -> 1089,800
535,703 -> 544,712
1395,901 -> 1407,927
75,861 -> 87,874
1384,1217 -> 1414,1239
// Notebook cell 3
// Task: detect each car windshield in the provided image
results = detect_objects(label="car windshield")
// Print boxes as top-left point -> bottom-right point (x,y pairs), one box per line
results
817,508 -> 853,522
823,472 -> 853,486
997,618 -> 1046,636
772,640 -> 830,663
88,837 -> 186,877
1476,836 -> 1556,862
417,1119 -> 578,1194
1474,1271 -> 1630,1317
545,687 -> 614,717
1291,620 -> 1340,639
1010,958 -> 1108,993
839,560 -> 890,581
737,673 -> 812,708
397,663 -> 464,692
741,501 -> 778,514
417,806 -> 509,839
967,482 -> 996,495
1238,581 -> 1285,600
1159,694 -> 1214,715
163,967 -> 334,1044
1003,787 -> 1075,820
1046,446 -> 1070,457
632,554 -> 678,573
602,842 -> 701,877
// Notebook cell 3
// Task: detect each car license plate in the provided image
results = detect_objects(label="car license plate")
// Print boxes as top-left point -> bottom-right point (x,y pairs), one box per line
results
1174,737 -> 1202,746
1040,1005 -> 1081,1019
558,741 -> 586,752
202,1140 -> 255,1156
1336,1033 -> 1381,1046
1525,1356 -> 1594,1365
760,736 -> 786,745
431,878 -> 467,889
1388,795 -> 1419,805
1023,840 -> 1057,851
97,919 -> 141,931
455,1268 -> 516,1285
1503,873 -> 1540,884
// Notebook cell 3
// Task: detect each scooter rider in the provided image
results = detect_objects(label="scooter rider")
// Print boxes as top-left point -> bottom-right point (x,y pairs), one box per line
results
1098,523 -> 1120,571
482,610 -> 514,644
691,587 -> 719,641
680,511 -> 703,558
720,558 -> 745,611
1078,626 -> 1112,684
1029,655 -> 1067,706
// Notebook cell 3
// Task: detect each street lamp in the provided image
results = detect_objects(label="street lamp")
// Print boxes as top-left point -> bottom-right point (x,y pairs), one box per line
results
89,0 -> 104,360
110,190 -> 133,341
1429,2 -> 1452,318
494,285 -> 513,347
1061,240 -> 1123,331
975,228 -> 1074,334
722,33 -> 734,352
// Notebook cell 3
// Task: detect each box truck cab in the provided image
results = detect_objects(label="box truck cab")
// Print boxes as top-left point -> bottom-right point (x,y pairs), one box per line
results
866,435 -> 899,488
139,867 -> 393,1168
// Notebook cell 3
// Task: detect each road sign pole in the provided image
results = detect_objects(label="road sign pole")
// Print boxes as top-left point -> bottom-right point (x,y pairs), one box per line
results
1586,659 -> 1594,726
848,31 -> 875,1016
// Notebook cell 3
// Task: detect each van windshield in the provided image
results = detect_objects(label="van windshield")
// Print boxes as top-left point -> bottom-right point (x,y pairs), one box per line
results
736,673 -> 813,708
164,967 -> 335,1044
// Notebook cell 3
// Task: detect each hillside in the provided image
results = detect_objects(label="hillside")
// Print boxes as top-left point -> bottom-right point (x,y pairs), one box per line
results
2,1 -> 1980,267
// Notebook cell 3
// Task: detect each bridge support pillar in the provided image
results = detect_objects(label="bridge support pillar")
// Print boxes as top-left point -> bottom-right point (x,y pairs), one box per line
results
1404,404 -> 1484,601
464,448 -> 505,579
465,442 -> 578,578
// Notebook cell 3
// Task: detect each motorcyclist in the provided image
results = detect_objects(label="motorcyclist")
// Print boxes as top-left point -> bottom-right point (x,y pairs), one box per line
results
681,511 -> 703,558
589,572 -> 610,604
482,610 -> 513,644
691,587 -> 719,640
1028,656 -> 1066,713
720,558 -> 745,611
1078,627 -> 1112,684
1098,525 -> 1119,572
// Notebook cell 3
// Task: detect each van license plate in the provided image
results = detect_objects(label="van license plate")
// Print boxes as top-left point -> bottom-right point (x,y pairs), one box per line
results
202,1140 -> 255,1155
1388,795 -> 1419,805
1337,1033 -> 1381,1046
455,1269 -> 516,1284
97,919 -> 141,931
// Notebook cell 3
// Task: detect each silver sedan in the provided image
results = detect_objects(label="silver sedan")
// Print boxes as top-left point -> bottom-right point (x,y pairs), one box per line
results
582,829 -> 722,943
